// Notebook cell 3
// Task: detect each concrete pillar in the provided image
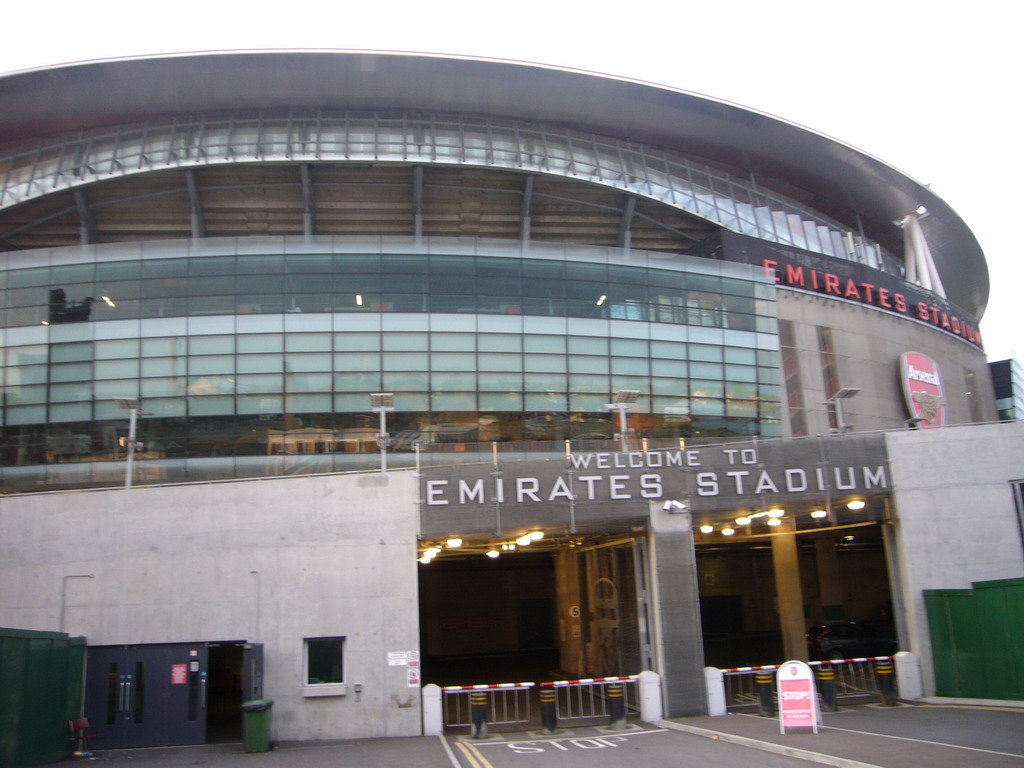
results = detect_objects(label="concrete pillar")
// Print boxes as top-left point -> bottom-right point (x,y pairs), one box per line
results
815,538 -> 844,621
771,523 -> 808,660
555,550 -> 584,676
648,506 -> 706,716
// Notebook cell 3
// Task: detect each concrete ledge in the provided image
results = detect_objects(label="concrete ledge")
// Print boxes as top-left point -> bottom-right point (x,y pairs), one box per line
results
918,697 -> 1024,709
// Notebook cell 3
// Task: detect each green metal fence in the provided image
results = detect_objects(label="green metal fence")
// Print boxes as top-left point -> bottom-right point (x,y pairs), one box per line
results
0,628 -> 85,768
924,577 -> 1024,700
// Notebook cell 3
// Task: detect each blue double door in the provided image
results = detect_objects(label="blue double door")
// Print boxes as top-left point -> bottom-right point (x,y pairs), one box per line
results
84,641 -> 263,749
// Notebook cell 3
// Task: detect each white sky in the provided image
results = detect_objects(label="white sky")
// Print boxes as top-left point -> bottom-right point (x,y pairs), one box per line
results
2,0 -> 1020,361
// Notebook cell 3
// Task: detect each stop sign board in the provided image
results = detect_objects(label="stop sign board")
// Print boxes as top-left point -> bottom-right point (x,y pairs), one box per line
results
777,660 -> 819,733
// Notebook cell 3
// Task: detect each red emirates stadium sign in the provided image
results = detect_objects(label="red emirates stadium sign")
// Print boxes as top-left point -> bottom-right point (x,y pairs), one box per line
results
900,352 -> 946,428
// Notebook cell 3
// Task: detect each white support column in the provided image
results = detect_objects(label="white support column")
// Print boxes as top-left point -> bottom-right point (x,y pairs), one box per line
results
421,684 -> 443,736
703,667 -> 727,716
638,670 -> 663,722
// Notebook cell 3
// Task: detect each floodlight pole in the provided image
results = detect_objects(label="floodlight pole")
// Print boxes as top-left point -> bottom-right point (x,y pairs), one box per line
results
606,389 -> 640,453
370,393 -> 395,472
115,397 -> 141,489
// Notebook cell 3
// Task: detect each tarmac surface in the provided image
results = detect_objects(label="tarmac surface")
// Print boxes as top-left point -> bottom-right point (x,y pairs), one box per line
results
80,701 -> 1024,768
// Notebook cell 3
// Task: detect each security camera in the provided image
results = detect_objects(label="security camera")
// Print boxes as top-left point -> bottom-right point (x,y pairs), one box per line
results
662,499 -> 687,512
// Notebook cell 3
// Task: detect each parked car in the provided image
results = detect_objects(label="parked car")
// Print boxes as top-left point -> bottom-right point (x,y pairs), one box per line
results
806,621 -> 897,660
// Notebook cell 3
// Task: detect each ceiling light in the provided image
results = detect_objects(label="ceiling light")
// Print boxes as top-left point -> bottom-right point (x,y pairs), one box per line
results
735,516 -> 752,526
699,524 -> 714,534
721,527 -> 735,536
767,508 -> 785,518
515,535 -> 533,546
847,500 -> 866,511
418,555 -> 433,564
811,509 -> 828,519
767,518 -> 782,527
595,295 -> 607,306
528,531 -> 544,541
486,550 -> 499,559
446,538 -> 463,549
102,296 -> 116,307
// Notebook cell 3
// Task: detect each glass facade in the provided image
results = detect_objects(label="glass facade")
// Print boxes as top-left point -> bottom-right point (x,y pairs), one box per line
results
0,237 -> 781,487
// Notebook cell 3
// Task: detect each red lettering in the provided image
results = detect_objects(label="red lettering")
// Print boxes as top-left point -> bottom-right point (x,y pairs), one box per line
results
951,317 -> 961,334
824,273 -> 840,295
893,293 -> 906,313
810,270 -> 819,290
878,288 -> 891,308
844,279 -> 861,299
859,283 -> 875,302
941,312 -> 952,330
785,264 -> 805,287
929,306 -> 940,324
916,302 -> 930,321
763,259 -> 780,282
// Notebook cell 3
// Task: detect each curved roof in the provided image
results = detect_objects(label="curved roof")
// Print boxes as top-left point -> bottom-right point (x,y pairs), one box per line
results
0,50 -> 988,317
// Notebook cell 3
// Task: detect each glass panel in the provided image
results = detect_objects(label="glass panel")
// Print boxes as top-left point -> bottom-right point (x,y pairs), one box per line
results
96,339 -> 141,360
478,334 -> 522,352
383,333 -> 427,351
94,360 -> 140,380
142,357 -> 187,377
285,333 -> 332,352
49,362 -> 92,382
189,336 -> 235,355
652,359 -> 687,377
334,371 -> 382,392
239,334 -> 283,353
430,333 -> 475,351
189,357 -> 234,376
568,336 -> 608,355
524,354 -> 567,373
334,333 -> 380,351
430,352 -> 475,371
188,396 -> 235,416
142,337 -> 187,357
285,353 -> 332,372
382,352 -> 428,370
334,351 -> 380,371
307,637 -> 345,684
237,354 -> 283,374
568,356 -> 609,374
524,335 -> 566,353
50,342 -> 92,363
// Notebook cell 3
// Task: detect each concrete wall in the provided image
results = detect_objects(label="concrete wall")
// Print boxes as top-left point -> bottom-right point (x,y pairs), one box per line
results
0,470 -> 422,741
886,421 -> 1024,694
778,291 -> 996,436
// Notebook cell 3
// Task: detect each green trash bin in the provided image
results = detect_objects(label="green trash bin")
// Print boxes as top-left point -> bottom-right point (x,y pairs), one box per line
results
241,699 -> 273,752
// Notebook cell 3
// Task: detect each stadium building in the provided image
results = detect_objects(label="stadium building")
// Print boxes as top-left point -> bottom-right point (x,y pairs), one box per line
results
1,52 -> 1022,752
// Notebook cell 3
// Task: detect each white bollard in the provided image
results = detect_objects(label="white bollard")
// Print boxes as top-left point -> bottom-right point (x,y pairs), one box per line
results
894,651 -> 923,701
638,670 -> 663,722
422,684 -> 443,736
704,667 -> 727,716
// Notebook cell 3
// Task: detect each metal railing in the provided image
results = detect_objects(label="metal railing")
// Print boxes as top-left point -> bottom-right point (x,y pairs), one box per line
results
544,676 -> 639,722
441,683 -> 534,728
723,656 -> 893,711
0,112 -> 894,272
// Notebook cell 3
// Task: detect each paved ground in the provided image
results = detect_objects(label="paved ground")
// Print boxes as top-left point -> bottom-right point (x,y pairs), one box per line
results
81,702 -> 1024,768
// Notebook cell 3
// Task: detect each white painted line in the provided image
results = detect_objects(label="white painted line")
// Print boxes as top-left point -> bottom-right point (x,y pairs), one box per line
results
473,728 -> 667,748
439,734 -> 463,768
656,719 -> 883,768
819,722 -> 1024,759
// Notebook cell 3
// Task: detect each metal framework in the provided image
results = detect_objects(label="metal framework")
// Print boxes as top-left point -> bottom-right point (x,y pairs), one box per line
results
0,112 -> 899,274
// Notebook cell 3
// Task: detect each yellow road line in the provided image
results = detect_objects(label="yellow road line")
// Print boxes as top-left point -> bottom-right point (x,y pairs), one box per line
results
455,739 -> 494,768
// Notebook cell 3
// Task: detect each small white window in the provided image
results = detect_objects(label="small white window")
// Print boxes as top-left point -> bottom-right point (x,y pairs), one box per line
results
303,636 -> 347,697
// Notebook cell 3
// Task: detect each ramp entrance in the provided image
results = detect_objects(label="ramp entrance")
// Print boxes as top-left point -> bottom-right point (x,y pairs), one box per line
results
417,534 -> 648,689
696,521 -> 895,668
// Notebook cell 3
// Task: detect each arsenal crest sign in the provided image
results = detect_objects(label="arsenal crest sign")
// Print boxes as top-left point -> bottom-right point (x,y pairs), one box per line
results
900,352 -> 946,428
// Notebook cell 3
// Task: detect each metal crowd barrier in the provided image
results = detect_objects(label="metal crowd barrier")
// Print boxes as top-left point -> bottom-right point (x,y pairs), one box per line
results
441,682 -> 534,728
723,656 -> 895,712
545,676 -> 639,722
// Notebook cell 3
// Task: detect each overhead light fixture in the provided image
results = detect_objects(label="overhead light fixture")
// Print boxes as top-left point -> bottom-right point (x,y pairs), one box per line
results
101,295 -> 116,307
486,550 -> 500,559
418,555 -> 433,564
735,516 -> 752,526
528,531 -> 544,541
446,538 -> 463,549
811,509 -> 828,519
356,294 -> 364,306
847,500 -> 866,511
699,524 -> 714,534
767,518 -> 782,527
767,508 -> 785,518
721,527 -> 735,536
595,295 -> 607,306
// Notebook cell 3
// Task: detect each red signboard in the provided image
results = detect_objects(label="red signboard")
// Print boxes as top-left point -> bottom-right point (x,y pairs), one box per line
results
900,352 -> 946,428
777,660 -> 818,733
170,663 -> 187,685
